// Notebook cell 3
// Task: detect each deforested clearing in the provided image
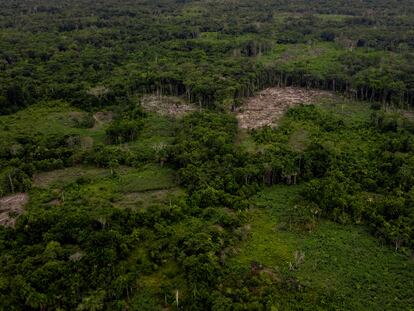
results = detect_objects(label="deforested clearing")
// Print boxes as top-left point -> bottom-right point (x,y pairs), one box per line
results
0,193 -> 28,227
93,111 -> 114,128
140,95 -> 196,117
236,87 -> 334,129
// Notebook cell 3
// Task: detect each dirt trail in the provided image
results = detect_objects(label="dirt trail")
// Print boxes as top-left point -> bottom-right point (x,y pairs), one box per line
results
0,193 -> 28,227
236,87 -> 334,129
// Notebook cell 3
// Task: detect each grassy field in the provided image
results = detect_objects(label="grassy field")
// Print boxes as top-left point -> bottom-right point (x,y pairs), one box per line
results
117,165 -> 177,193
230,185 -> 414,310
0,101 -> 108,147
125,113 -> 176,156
33,166 -> 111,188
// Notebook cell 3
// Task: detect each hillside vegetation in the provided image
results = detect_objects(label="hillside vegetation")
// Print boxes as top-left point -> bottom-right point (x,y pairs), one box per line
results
0,0 -> 414,310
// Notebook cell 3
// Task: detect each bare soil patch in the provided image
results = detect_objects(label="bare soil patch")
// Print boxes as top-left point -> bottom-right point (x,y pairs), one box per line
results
140,95 -> 196,117
87,86 -> 109,97
92,111 -> 114,129
236,87 -> 334,129
0,193 -> 28,227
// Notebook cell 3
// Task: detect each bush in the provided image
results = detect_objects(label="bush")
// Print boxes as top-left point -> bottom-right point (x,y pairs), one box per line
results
106,119 -> 144,144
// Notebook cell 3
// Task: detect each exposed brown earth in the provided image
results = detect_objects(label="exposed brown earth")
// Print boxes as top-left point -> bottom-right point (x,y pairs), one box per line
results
93,111 -> 114,127
0,193 -> 28,227
236,87 -> 334,129
140,95 -> 196,117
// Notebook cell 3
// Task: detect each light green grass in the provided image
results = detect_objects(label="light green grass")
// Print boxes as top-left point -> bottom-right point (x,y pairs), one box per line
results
33,165 -> 110,188
230,185 -> 414,310
118,165 -> 176,193
127,114 -> 175,150
258,42 -> 344,74
124,113 -> 177,164
0,101 -> 107,146
230,185 -> 303,268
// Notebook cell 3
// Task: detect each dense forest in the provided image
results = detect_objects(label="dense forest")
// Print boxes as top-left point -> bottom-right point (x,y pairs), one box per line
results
0,0 -> 414,310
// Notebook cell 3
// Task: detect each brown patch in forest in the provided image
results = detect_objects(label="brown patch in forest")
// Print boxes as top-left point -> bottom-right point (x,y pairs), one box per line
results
236,87 -> 334,129
46,199 -> 62,206
140,95 -> 196,117
402,111 -> 414,121
87,86 -> 109,97
93,111 -> 114,128
0,193 -> 28,227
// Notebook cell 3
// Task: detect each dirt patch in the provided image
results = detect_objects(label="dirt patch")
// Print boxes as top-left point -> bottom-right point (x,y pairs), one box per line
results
236,87 -> 334,129
0,193 -> 28,227
93,111 -> 114,129
69,250 -> 85,262
87,86 -> 109,97
140,95 -> 196,117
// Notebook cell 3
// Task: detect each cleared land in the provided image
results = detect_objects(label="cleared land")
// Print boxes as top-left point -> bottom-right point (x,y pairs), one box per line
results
236,87 -> 334,129
140,95 -> 196,117
32,164 -> 183,211
0,193 -> 28,227
230,185 -> 414,309
33,166 -> 110,188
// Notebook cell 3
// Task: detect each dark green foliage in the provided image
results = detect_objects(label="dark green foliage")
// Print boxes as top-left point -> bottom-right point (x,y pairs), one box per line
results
0,84 -> 31,114
0,166 -> 32,196
249,104 -> 414,251
172,112 -> 252,209
105,102 -> 146,144
1,0 -> 414,309
106,119 -> 144,144
298,110 -> 414,250
1,0 -> 414,115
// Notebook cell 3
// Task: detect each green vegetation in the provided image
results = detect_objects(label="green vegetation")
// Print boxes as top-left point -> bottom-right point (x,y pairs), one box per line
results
229,185 -> 414,310
1,0 -> 414,113
1,0 -> 414,309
